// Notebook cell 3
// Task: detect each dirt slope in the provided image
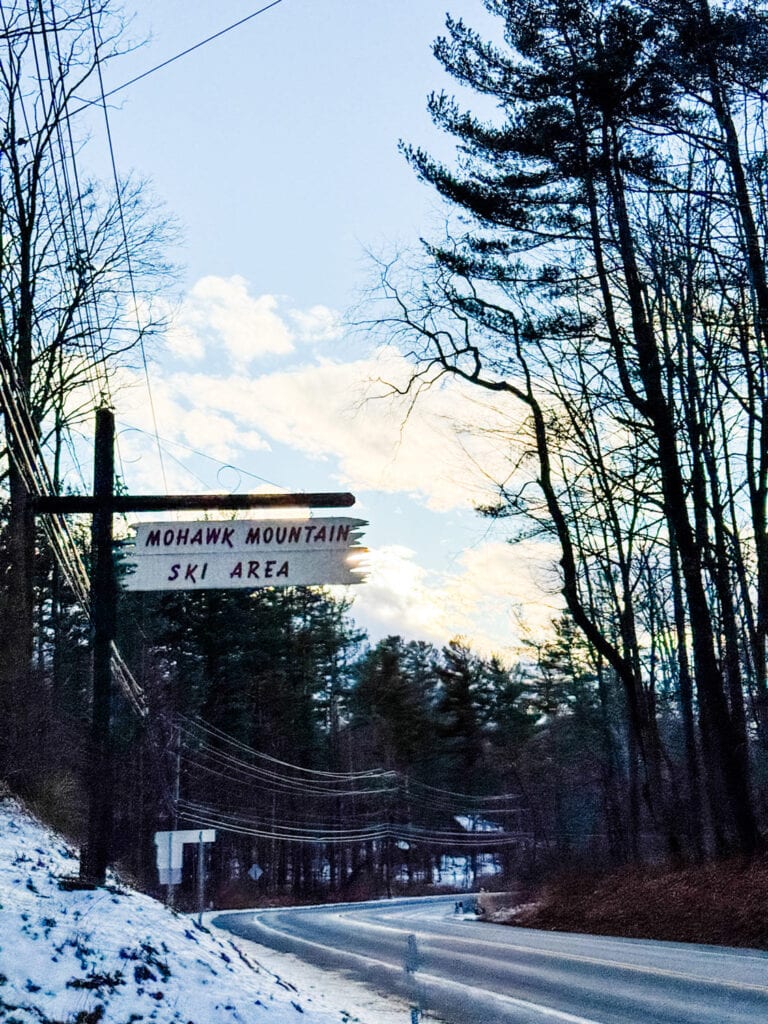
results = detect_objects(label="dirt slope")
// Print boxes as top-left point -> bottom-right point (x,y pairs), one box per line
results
497,858 -> 768,950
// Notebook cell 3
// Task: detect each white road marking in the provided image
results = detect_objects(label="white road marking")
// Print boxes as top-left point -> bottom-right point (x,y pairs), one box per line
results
233,911 -> 608,1024
337,910 -> 768,996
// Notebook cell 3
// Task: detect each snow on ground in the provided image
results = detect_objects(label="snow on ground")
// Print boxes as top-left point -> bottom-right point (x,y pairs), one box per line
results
0,797 -> 433,1024
215,934 -> 441,1024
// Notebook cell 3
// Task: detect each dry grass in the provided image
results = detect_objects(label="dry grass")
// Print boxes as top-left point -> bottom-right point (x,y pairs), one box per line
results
504,857 -> 768,949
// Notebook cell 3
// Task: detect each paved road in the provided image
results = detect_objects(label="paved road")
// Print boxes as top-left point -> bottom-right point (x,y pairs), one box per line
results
213,894 -> 768,1023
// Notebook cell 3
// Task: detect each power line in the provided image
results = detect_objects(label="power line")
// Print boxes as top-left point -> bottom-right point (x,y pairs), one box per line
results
182,717 -> 398,782
174,715 -> 530,849
116,422 -> 286,493
72,0 -> 287,115
0,3 -> 150,715
0,3 -> 146,714
177,800 -> 531,847
85,0 -> 168,494
180,716 -> 526,805
0,346 -> 147,714
38,0 -> 114,406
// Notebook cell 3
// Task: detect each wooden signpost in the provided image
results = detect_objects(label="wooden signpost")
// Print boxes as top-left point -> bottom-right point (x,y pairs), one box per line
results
31,407 -> 365,886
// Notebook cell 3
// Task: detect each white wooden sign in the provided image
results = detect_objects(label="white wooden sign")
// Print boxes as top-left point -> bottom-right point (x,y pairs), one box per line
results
121,517 -> 368,592
154,828 -> 216,886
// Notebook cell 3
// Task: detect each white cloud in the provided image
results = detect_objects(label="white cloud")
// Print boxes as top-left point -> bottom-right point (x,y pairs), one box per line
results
125,281 -> 530,514
161,346 -> 526,512
98,367 -> 272,494
289,304 -> 343,343
162,279 -> 346,367
89,281 -> 555,653
349,539 -> 563,658
164,320 -> 205,361
177,408 -> 270,462
165,276 -> 295,366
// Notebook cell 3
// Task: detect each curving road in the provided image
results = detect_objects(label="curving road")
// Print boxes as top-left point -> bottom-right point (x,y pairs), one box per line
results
213,894 -> 768,1024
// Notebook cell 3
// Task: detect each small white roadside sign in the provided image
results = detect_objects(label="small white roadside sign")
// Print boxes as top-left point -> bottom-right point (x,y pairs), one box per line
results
154,829 -> 216,886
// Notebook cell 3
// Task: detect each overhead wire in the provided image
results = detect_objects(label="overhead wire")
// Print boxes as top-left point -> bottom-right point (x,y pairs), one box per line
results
36,0 -> 114,402
176,715 -> 530,848
178,799 -> 392,837
0,374 -> 89,625
55,0 -> 291,498
71,0 -> 287,115
0,3 -> 147,714
176,801 -> 530,847
35,2 -> 165,671
63,0 -> 291,507
15,0 -> 192,712
0,349 -> 146,711
1,0 -> 298,720
181,717 -> 525,810
182,716 -> 398,781
118,422 -> 286,493
0,0 -> 301,726
177,809 -> 391,845
0,351 -> 89,596
180,749 -> 399,801
26,1 -> 115,495
183,741 -> 522,817
84,0 -> 167,494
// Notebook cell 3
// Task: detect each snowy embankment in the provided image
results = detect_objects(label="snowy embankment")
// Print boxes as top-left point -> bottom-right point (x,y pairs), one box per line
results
0,797 -> 364,1024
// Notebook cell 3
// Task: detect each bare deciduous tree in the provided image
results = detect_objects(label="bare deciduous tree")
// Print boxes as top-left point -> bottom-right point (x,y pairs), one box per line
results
0,0 -> 174,780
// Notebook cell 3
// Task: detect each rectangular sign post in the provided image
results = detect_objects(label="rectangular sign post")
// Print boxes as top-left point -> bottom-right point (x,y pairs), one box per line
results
154,829 -> 216,914
31,407 -> 362,888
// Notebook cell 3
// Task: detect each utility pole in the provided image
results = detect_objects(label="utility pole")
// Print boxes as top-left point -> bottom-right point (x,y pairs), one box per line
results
31,406 -> 357,887
80,407 -> 116,885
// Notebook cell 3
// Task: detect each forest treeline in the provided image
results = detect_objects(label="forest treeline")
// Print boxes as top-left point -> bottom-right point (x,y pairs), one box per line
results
9,558 -> 650,904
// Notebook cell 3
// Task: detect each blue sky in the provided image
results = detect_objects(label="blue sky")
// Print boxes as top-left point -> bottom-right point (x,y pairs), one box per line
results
74,0 -> 562,657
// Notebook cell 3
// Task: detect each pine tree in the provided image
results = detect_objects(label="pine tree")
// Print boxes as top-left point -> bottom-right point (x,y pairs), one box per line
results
387,0 -> 768,857
435,639 -> 492,792
352,635 -> 438,775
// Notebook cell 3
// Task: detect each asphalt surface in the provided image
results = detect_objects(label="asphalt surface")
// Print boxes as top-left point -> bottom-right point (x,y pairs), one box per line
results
213,894 -> 768,1023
